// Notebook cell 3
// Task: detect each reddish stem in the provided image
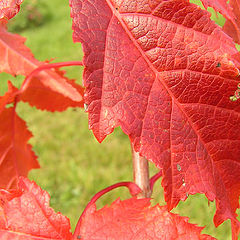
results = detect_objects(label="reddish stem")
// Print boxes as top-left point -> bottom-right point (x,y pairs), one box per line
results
20,61 -> 83,92
149,170 -> 163,191
131,143 -> 151,198
73,181 -> 141,239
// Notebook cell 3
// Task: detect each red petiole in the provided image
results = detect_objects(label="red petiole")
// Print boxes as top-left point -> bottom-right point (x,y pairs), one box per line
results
73,181 -> 141,239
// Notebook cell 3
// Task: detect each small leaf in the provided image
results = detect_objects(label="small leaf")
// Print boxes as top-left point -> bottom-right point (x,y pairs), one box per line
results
20,72 -> 84,111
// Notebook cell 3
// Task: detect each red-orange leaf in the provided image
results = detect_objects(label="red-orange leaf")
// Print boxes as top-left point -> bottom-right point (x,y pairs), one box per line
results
0,0 -> 23,20
71,0 -> 240,237
0,106 -> 39,189
79,197 -> 216,240
0,177 -> 72,239
0,25 -> 82,102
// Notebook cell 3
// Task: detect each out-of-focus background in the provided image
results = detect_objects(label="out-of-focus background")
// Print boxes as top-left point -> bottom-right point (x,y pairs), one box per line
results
1,0 -> 239,239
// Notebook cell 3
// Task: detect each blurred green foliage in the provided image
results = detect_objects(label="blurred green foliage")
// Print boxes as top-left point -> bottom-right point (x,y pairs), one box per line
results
8,0 -> 51,32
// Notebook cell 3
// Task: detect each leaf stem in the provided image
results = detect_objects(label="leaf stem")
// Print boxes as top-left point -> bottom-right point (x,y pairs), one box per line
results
20,61 -> 83,92
131,143 -> 152,198
149,170 -> 162,191
73,181 -> 141,239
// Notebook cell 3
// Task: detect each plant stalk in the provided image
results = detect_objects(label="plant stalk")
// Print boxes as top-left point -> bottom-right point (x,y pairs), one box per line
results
131,143 -> 152,198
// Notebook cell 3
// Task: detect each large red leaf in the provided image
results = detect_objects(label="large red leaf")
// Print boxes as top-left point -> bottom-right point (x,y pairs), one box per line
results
222,0 -> 240,44
0,177 -> 72,239
70,0 -> 240,236
0,25 -> 82,102
0,101 -> 39,188
79,197 -> 215,239
0,0 -> 23,20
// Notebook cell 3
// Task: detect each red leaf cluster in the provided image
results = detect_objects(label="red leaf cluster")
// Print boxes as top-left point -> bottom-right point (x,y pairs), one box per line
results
0,2 -> 84,188
0,177 -> 216,240
70,0 -> 240,237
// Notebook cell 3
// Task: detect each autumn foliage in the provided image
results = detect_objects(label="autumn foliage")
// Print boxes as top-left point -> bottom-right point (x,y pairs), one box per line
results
0,0 -> 240,239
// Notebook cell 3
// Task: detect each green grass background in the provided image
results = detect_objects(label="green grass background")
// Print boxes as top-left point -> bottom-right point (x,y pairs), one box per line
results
0,0 -> 239,239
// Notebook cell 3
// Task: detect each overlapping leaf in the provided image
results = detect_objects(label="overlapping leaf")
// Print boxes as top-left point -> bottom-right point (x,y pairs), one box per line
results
223,0 -> 240,44
79,197 -> 215,240
0,0 -> 23,20
70,0 -> 240,237
0,177 -> 72,239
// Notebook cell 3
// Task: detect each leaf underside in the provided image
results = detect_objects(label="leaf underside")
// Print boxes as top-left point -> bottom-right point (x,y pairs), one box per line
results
70,0 -> 240,236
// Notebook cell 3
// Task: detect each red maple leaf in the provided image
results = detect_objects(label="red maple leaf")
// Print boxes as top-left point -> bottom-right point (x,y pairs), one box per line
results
0,0 -> 23,20
0,25 -> 83,102
79,197 -> 216,240
0,177 -> 72,239
70,0 -> 240,237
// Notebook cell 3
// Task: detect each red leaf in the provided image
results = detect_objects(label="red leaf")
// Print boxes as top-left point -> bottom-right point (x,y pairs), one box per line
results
70,0 -> 240,236
0,26 -> 82,102
0,0 -> 23,20
223,0 -> 240,44
79,197 -> 216,240
0,106 -> 39,189
0,177 -> 72,239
